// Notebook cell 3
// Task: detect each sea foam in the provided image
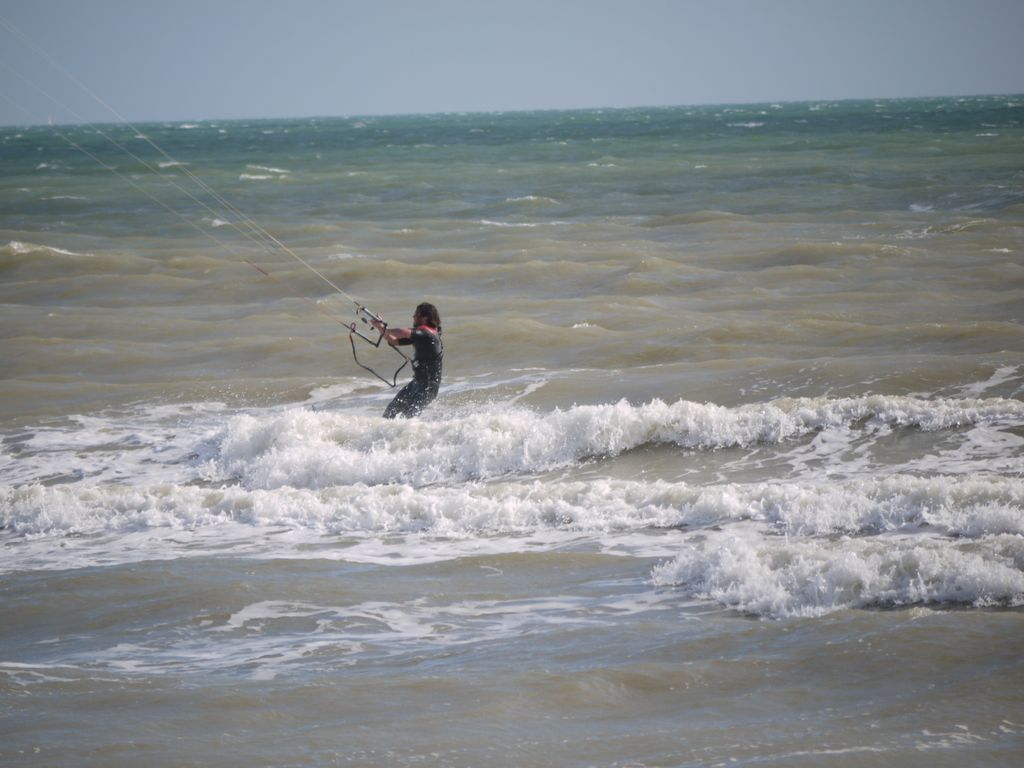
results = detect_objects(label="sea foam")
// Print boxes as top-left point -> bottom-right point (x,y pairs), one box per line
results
3,474 -> 1022,619
206,395 -> 1024,489
4,474 -> 1021,541
651,528 -> 1024,618
3,394 -> 1021,616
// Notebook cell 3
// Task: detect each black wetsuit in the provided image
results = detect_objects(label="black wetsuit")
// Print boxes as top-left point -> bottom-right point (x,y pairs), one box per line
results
383,325 -> 443,419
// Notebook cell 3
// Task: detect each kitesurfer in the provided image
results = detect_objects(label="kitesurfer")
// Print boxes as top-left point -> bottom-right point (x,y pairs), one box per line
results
371,302 -> 443,418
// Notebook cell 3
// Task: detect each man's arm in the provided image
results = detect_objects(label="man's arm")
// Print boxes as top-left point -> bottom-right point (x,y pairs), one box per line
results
371,319 -> 412,346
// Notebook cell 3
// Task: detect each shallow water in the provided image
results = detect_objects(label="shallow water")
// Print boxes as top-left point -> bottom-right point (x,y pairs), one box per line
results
2,98 -> 1023,766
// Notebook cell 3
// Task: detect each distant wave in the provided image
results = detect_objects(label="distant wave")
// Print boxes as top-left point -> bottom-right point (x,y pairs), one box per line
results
247,164 -> 291,175
2,240 -> 84,258
504,195 -> 560,205
480,219 -> 567,228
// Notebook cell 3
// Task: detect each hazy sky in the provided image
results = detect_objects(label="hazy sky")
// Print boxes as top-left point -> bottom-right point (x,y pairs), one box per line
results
1,0 -> 1023,125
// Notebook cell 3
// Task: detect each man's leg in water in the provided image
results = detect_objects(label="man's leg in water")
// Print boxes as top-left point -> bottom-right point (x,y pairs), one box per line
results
383,381 -> 426,419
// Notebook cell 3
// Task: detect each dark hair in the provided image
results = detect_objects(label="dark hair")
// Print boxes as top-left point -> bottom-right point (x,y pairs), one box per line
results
415,302 -> 441,333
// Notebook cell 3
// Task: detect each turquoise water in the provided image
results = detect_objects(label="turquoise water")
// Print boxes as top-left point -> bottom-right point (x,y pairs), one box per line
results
2,98 -> 1023,766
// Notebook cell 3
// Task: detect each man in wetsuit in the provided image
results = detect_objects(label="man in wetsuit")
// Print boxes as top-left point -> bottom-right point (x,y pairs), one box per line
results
371,302 -> 443,419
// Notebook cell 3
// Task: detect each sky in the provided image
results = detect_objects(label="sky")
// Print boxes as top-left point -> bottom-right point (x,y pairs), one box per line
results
1,0 -> 1023,125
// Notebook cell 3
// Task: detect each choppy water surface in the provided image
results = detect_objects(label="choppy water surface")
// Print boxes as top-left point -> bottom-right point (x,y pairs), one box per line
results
2,98 -> 1023,766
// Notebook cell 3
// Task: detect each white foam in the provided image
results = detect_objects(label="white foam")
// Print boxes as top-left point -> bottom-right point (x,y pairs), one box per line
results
479,219 -> 542,228
4,240 -> 84,257
2,395 -> 1021,494
2,474 -> 1021,570
305,379 -> 383,405
505,195 -> 560,205
0,404 -> 228,488
203,395 -> 1024,489
37,588 -> 682,680
651,528 -> 1024,618
246,164 -> 290,175
957,365 -> 1020,397
0,661 -> 124,686
3,393 -> 1022,613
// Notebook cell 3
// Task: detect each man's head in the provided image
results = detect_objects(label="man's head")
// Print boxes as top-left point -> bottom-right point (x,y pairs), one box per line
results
414,302 -> 440,329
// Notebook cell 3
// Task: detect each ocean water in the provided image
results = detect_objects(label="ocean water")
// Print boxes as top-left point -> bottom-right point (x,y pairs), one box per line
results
2,97 -> 1023,767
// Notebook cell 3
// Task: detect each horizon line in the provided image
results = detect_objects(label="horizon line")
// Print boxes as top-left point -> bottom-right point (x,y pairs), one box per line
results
2,91 -> 1021,130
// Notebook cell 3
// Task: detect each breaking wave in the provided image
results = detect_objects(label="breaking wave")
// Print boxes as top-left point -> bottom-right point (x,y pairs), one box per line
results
2,394 -> 1022,616
207,395 -> 1024,488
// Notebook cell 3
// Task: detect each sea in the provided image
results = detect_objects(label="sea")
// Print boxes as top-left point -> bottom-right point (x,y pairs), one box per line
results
1,97 -> 1023,767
